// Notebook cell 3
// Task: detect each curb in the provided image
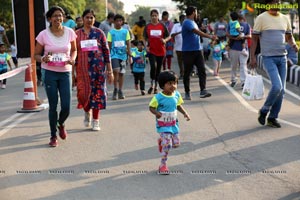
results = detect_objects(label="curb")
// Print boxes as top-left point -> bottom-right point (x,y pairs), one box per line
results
257,54 -> 300,87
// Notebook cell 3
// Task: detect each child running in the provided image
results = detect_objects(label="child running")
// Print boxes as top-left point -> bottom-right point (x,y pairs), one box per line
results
132,40 -> 147,95
0,42 -> 12,89
210,39 -> 225,76
149,71 -> 190,174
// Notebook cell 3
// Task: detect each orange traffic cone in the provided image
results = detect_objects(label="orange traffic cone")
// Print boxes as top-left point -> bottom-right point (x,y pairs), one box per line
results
18,65 -> 43,113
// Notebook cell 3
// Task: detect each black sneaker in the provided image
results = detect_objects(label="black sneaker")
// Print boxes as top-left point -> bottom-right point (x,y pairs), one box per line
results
118,90 -> 125,99
241,83 -> 244,89
258,110 -> 267,125
184,93 -> 191,100
147,87 -> 153,94
267,118 -> 281,128
112,88 -> 118,100
230,81 -> 236,87
200,90 -> 212,98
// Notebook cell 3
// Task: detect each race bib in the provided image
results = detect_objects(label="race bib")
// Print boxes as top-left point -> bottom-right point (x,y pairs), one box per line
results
214,46 -> 221,52
157,111 -> 177,127
114,41 -> 125,48
81,39 -> 98,51
218,25 -> 225,29
0,57 -> 5,64
150,30 -> 162,37
48,53 -> 67,67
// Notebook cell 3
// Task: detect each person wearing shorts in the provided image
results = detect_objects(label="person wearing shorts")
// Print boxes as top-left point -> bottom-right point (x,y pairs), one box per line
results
107,14 -> 131,100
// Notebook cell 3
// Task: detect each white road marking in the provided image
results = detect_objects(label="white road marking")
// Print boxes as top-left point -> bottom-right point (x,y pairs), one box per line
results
206,65 -> 300,129
0,113 -> 35,137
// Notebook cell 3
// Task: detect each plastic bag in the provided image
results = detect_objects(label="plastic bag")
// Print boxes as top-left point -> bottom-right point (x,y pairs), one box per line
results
242,71 -> 264,100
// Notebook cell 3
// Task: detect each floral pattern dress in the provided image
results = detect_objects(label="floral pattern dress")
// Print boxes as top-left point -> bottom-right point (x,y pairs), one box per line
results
76,27 -> 111,110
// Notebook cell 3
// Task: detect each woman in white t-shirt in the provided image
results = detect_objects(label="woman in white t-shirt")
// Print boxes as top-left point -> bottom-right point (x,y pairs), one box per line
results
34,6 -> 77,147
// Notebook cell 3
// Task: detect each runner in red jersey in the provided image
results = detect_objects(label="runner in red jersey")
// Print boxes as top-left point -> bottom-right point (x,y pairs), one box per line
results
143,9 -> 169,94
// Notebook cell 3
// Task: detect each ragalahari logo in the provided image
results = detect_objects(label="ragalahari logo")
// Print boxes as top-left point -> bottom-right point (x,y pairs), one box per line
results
242,1 -> 255,13
242,1 -> 298,13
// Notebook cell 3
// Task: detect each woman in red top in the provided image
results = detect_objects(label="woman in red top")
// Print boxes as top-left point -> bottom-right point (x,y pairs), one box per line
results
143,9 -> 169,94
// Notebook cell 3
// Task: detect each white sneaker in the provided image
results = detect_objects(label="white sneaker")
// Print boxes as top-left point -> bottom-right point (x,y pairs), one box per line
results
223,51 -> 229,59
84,112 -> 91,127
92,119 -> 100,131
241,48 -> 248,56
1,84 -> 6,89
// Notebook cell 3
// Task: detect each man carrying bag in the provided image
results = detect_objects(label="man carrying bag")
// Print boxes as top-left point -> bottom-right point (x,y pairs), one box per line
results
250,0 -> 298,128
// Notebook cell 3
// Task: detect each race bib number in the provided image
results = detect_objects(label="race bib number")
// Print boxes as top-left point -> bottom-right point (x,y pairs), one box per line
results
218,25 -> 225,29
48,53 -> 67,67
114,41 -> 125,48
150,30 -> 162,37
157,111 -> 177,127
214,46 -> 221,52
0,57 -> 5,64
81,39 -> 98,51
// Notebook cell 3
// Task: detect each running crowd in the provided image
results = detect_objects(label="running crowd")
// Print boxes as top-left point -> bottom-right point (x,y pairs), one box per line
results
2,0 -> 298,174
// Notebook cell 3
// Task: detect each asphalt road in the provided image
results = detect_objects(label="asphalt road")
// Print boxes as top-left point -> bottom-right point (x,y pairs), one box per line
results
0,56 -> 300,200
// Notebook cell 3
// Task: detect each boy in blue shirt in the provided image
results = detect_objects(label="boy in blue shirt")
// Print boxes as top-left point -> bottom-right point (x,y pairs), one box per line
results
0,42 -> 12,89
107,14 -> 131,100
149,71 -> 190,174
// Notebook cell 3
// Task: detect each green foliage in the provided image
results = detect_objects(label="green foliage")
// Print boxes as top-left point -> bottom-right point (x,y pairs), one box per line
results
107,0 -> 125,16
0,0 -> 13,29
171,0 -> 243,21
48,0 -> 86,19
127,6 -> 151,26
85,0 -> 106,21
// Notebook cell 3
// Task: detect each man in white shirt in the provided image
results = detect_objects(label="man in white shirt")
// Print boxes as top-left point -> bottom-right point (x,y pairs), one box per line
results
170,14 -> 185,79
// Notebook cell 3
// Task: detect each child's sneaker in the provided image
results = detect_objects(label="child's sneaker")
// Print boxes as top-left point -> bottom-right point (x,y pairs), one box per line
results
241,48 -> 248,56
112,88 -> 118,100
118,90 -> 125,99
1,84 -> 6,89
158,164 -> 169,175
223,51 -> 229,59
158,138 -> 162,153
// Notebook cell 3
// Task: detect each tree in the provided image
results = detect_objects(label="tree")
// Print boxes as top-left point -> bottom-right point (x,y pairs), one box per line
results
85,0 -> 106,21
107,0 -> 125,16
0,0 -> 13,29
127,6 -> 151,26
171,0 -> 242,21
49,0 -> 86,19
